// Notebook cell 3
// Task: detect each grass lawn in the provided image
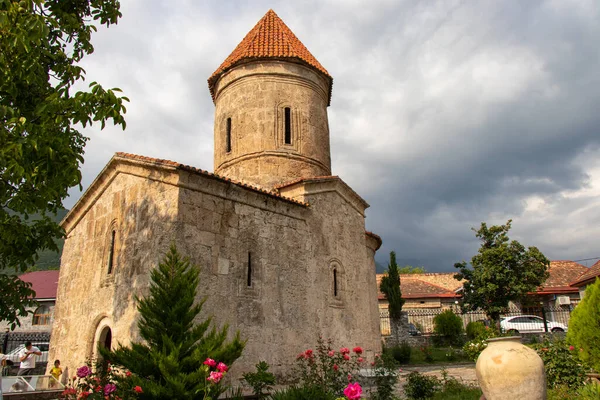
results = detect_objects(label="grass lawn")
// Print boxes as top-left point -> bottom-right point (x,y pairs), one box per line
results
407,346 -> 472,365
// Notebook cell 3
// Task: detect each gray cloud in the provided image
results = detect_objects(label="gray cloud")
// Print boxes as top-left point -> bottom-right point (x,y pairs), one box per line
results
66,0 -> 600,271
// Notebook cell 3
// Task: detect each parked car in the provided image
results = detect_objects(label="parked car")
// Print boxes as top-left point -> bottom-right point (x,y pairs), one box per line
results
500,315 -> 568,334
4,343 -> 50,366
408,323 -> 422,336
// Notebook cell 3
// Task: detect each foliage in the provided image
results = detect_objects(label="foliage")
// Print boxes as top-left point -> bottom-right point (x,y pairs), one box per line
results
432,310 -> 464,346
454,220 -> 550,323
547,385 -> 579,400
388,341 -> 411,364
403,371 -> 440,400
293,337 -> 365,397
0,273 -> 36,330
380,251 -> 405,319
60,360 -> 141,399
532,337 -> 587,389
369,352 -> 399,400
102,245 -> 245,399
577,383 -> 600,399
397,266 -> 426,274
0,0 -> 129,327
269,385 -> 338,400
242,361 -> 276,399
430,369 -> 482,400
567,277 -> 600,373
418,345 -> 434,363
465,321 -> 487,340
462,338 -> 488,362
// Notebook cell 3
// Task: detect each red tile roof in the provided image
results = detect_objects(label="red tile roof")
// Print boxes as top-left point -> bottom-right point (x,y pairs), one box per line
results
18,270 -> 59,300
536,260 -> 588,294
570,259 -> 600,287
376,273 -> 461,300
208,9 -> 333,104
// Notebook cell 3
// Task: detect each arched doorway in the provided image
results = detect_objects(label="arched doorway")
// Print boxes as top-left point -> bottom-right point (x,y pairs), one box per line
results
99,326 -> 112,351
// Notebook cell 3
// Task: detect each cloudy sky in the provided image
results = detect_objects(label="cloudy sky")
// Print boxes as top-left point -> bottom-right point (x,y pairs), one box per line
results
68,0 -> 600,272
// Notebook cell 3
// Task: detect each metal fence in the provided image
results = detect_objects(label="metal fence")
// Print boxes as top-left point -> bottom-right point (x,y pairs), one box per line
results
380,306 -> 573,336
0,331 -> 51,375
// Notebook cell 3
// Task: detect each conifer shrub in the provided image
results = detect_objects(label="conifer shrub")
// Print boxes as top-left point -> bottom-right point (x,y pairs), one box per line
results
465,321 -> 487,340
433,310 -> 464,346
567,278 -> 600,373
102,245 -> 245,399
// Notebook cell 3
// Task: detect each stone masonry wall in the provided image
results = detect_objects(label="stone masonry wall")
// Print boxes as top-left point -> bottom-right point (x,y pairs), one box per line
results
213,61 -> 332,189
49,161 -> 181,375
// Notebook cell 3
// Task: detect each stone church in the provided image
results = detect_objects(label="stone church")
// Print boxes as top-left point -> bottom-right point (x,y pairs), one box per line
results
49,10 -> 382,379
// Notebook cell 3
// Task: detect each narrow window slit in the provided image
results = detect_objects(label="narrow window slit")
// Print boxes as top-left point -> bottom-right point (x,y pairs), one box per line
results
107,230 -> 116,274
333,268 -> 338,297
247,252 -> 252,287
226,118 -> 232,153
284,107 -> 292,144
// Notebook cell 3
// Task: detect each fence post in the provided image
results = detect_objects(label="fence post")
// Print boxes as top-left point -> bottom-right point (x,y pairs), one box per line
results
541,306 -> 549,333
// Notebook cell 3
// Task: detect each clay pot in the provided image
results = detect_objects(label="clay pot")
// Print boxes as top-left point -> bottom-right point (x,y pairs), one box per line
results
476,336 -> 546,400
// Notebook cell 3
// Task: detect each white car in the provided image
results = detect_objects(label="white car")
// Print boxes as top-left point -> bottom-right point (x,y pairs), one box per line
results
500,315 -> 568,334
4,343 -> 50,366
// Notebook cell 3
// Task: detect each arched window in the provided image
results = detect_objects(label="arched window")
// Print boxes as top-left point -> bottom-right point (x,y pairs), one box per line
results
32,305 -> 51,325
247,252 -> 252,287
333,268 -> 338,297
226,117 -> 232,153
284,107 -> 292,144
99,326 -> 112,351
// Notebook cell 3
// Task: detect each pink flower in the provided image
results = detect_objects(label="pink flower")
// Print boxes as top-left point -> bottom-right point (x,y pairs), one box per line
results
76,366 -> 92,378
347,373 -> 352,382
357,357 -> 364,363
207,371 -> 224,384
134,386 -> 143,393
296,353 -> 304,360
216,362 -> 228,373
344,382 -> 362,399
353,347 -> 363,354
333,364 -> 339,371
328,350 -> 335,357
569,345 -> 575,351
104,383 -> 117,395
203,358 -> 217,367
371,362 -> 376,366
343,354 -> 350,361
340,347 -> 350,354
126,371 -> 132,377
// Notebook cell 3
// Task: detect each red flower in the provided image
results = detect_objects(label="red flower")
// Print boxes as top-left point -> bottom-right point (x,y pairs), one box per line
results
353,346 -> 363,354
333,364 -> 339,371
328,350 -> 335,357
569,345 -> 575,351
134,386 -> 143,393
340,347 -> 350,354
126,371 -> 132,377
203,358 -> 217,367
207,371 -> 224,384
217,362 -> 228,373
305,349 -> 313,357
357,357 -> 364,363
343,354 -> 350,361
344,382 -> 362,400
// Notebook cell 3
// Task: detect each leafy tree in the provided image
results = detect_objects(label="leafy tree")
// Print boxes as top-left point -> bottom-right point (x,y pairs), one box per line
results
454,220 -> 549,324
567,278 -> 600,373
0,0 -> 128,327
380,251 -> 405,319
102,245 -> 245,399
398,265 -> 426,274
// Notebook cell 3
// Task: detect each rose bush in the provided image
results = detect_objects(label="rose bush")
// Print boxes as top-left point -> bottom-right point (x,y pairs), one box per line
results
61,360 -> 141,400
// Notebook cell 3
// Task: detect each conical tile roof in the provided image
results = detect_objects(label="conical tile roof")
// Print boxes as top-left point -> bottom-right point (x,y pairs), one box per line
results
208,10 -> 333,104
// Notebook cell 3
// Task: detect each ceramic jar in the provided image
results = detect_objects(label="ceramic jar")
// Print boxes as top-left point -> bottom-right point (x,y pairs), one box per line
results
476,336 -> 546,400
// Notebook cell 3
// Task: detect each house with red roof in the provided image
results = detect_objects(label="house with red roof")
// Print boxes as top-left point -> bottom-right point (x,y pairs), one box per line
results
570,259 -> 600,298
526,260 -> 589,308
0,270 -> 59,333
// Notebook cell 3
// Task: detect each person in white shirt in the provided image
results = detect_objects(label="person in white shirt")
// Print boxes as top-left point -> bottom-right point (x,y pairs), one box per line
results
17,342 -> 41,376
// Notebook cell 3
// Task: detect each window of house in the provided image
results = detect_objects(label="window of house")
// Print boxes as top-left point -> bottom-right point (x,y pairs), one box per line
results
284,107 -> 292,144
333,268 -> 338,297
32,305 -> 51,325
107,230 -> 116,274
226,117 -> 232,153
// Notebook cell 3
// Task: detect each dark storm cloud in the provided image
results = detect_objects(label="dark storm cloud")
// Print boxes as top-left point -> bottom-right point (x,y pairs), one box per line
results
65,0 -> 600,271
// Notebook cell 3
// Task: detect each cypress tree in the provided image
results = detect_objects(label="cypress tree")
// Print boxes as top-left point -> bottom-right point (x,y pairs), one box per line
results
103,245 -> 245,399
380,251 -> 405,319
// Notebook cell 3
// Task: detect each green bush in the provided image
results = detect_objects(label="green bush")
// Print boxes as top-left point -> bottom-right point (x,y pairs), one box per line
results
463,338 -> 488,362
403,372 -> 440,400
390,341 -> 411,364
465,321 -> 487,340
532,337 -> 586,389
370,352 -> 399,400
242,361 -> 276,399
433,310 -> 464,346
578,383 -> 600,399
269,385 -> 338,400
567,278 -> 600,373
